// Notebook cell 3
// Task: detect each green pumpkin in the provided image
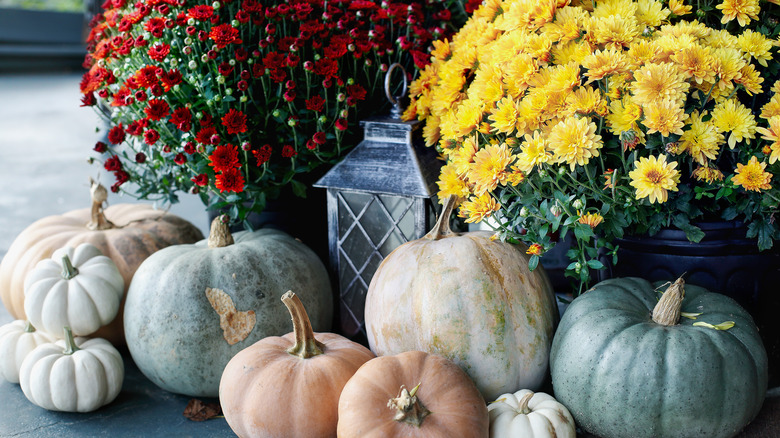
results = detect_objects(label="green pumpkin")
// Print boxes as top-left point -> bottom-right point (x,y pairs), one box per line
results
124,215 -> 333,397
550,277 -> 767,438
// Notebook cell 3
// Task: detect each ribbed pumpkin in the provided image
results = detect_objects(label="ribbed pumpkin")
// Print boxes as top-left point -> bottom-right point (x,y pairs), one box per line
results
550,277 -> 768,438
0,320 -> 56,384
365,197 -> 558,401
220,291 -> 374,438
0,181 -> 203,345
124,215 -> 333,397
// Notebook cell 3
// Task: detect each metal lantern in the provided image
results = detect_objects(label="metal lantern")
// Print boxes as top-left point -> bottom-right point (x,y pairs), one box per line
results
314,64 -> 442,341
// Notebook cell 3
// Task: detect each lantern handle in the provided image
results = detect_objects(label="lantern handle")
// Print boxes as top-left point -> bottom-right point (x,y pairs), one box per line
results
384,63 -> 408,119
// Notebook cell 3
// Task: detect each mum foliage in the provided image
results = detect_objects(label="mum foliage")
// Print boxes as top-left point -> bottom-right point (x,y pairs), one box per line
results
406,0 -> 780,293
80,0 -> 465,224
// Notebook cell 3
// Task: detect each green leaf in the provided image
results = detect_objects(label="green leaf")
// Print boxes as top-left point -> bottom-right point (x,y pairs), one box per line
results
290,180 -> 308,198
747,221 -> 775,251
693,321 -> 735,331
672,215 -> 705,243
529,255 -> 540,271
586,259 -> 604,270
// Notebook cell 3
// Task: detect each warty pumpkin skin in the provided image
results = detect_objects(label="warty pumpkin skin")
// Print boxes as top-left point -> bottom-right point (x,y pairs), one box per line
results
125,216 -> 334,397
337,350 -> 490,438
550,277 -> 768,438
220,291 -> 374,438
365,197 -> 558,401
0,181 -> 203,345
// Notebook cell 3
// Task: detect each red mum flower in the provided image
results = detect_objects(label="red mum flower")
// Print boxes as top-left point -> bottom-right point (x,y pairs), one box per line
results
183,141 -> 196,154
222,109 -> 248,134
281,145 -> 297,158
210,23 -> 242,49
218,62 -> 234,76
191,173 -> 209,186
209,144 -> 240,170
144,128 -> 160,145
148,43 -> 170,62
126,119 -> 147,136
253,144 -> 273,166
108,124 -> 126,144
313,58 -> 338,79
80,93 -> 97,107
104,155 -> 122,171
313,131 -> 327,145
305,95 -> 325,112
144,17 -> 166,38
215,167 -> 245,193
188,5 -> 214,20
346,84 -> 367,101
93,141 -> 108,153
111,88 -> 132,106
335,118 -> 348,131
174,153 -> 187,165
144,99 -> 170,121
159,69 -> 182,91
196,125 -> 217,144
170,107 -> 192,131
135,152 -> 146,163
134,66 -> 159,88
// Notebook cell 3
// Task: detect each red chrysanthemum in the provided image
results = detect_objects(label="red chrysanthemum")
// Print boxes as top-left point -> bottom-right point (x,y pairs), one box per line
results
335,118 -> 348,131
306,95 -> 325,112
215,167 -> 245,193
80,93 -> 97,107
313,131 -> 327,145
107,124 -> 126,144
253,144 -> 273,166
159,69 -> 182,91
174,153 -> 187,165
134,66 -> 159,88
191,173 -> 208,186
209,144 -> 240,170
170,107 -> 192,131
144,99 -> 170,121
209,23 -> 242,49
221,109 -> 247,135
188,5 -> 214,21
196,126 -> 217,144
148,43 -> 170,62
111,88 -> 132,106
144,17 -> 166,38
313,58 -> 339,79
281,145 -> 297,158
93,141 -> 107,153
126,119 -> 147,136
104,155 -> 122,171
144,128 -> 160,145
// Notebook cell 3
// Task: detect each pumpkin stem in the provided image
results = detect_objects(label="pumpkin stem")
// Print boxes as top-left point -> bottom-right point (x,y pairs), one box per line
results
24,320 -> 36,333
86,178 -> 116,231
282,291 -> 324,359
208,214 -> 235,249
423,195 -> 461,241
388,383 -> 431,427
652,277 -> 685,326
61,254 -> 79,280
62,326 -> 80,355
516,392 -> 534,415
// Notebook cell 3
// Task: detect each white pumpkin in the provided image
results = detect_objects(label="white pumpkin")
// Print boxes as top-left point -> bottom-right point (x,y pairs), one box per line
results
24,242 -> 124,337
488,389 -> 576,438
0,320 -> 56,383
19,326 -> 124,412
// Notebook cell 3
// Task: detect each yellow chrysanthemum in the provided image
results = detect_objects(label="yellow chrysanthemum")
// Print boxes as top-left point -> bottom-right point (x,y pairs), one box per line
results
437,163 -> 470,200
636,0 -> 670,28
607,98 -> 643,134
710,98 -> 757,148
430,39 -> 451,61
716,0 -> 760,27
679,112 -> 724,165
705,29 -> 740,49
756,116 -> 780,164
771,80 -> 780,95
581,47 -> 630,84
711,47 -> 747,91
653,34 -> 698,62
467,65 -> 505,110
552,40 -> 594,65
503,53 -> 538,99
540,62 -> 581,93
670,44 -> 717,85
631,62 -> 690,107
627,40 -> 664,70
641,99 -> 689,137
541,6 -> 588,43
489,97 -> 521,135
523,33 -> 554,62
591,0 -> 637,18
737,29 -> 773,67
548,117 -> 603,171
506,165 -> 526,186
566,86 -> 607,117
468,143 -> 514,196
657,20 -> 712,40
628,154 -> 681,203
451,137 -> 480,176
692,165 -> 725,183
517,90 -> 550,133
472,0 -> 504,20
455,99 -> 485,137
495,0 -> 558,32
459,193 -> 500,224
761,95 -> 780,120
668,0 -> 693,16
588,14 -> 641,49
735,64 -> 764,96
515,131 -> 553,173
422,115 -> 441,147
732,156 -> 772,192
578,211 -> 605,228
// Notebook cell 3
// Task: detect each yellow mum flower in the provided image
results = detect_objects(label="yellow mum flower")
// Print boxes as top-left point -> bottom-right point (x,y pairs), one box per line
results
732,156 -> 772,192
711,47 -> 747,91
737,29 -> 773,67
716,0 -> 760,27
503,53 -> 537,99
542,6 -> 588,44
581,47 -> 630,84
552,40 -> 595,65
455,99 -> 485,137
542,62 -> 581,93
771,80 -> 780,95
437,163 -> 470,200
459,194 -> 500,224
566,86 -> 608,117
670,44 -> 716,85
430,40 -> 451,61
451,137 -> 480,176
548,117 -> 603,171
468,143 -> 514,196
641,99 -> 689,137
705,29 -> 740,49
591,0 -> 637,18
657,20 -> 712,39
607,98 -> 643,134
589,14 -> 641,49
515,131 -> 553,173
422,115 -> 441,148
636,0 -> 671,28
627,40 -> 664,70
630,62 -> 690,107
526,243 -> 544,256
761,95 -> 780,120
653,34 -> 698,62
468,65 -> 505,111
578,211 -> 605,229
629,154 -> 681,203
489,97 -> 521,135
473,0 -> 504,20
668,0 -> 693,16
679,112 -> 724,165
735,64 -> 764,96
711,98 -> 757,149
517,90 -> 550,132
756,116 -> 780,164
692,165 -> 725,183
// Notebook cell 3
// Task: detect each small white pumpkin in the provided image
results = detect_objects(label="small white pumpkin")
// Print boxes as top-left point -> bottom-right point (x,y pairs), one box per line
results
24,242 -> 124,337
488,389 -> 576,438
19,326 -> 124,412
0,320 -> 56,383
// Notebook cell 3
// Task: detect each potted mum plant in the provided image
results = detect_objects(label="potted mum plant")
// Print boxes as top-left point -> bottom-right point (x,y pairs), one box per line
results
79,0 -> 467,230
406,0 -> 780,295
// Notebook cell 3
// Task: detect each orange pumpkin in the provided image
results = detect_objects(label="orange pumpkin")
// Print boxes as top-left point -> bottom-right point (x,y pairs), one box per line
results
219,291 -> 375,438
0,180 -> 203,345
337,350 -> 489,438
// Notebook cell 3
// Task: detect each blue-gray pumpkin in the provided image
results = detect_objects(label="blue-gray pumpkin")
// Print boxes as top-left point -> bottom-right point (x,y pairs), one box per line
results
124,215 -> 333,397
550,277 -> 767,438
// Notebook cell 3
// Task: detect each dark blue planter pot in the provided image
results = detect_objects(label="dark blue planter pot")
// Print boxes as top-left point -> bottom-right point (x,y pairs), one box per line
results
599,221 -> 780,387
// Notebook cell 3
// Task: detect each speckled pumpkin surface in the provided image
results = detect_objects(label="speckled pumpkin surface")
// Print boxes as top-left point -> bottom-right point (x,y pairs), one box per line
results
365,198 -> 558,401
550,277 -> 768,438
124,221 -> 333,397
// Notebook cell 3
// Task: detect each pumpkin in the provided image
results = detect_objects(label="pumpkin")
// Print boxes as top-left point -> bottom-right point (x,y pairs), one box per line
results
19,326 -> 124,412
487,389 -> 576,438
23,243 -> 124,337
365,196 -> 558,400
0,320 -> 56,383
550,277 -> 768,438
337,350 -> 489,438
0,180 -> 203,345
124,215 -> 333,397
220,291 -> 374,438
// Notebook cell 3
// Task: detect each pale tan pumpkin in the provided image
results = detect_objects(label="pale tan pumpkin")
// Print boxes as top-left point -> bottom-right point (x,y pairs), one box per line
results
365,196 -> 558,400
219,291 -> 375,438
337,350 -> 490,438
0,181 -> 203,345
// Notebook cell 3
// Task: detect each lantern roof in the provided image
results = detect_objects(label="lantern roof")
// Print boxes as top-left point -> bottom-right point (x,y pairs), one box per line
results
314,117 -> 441,198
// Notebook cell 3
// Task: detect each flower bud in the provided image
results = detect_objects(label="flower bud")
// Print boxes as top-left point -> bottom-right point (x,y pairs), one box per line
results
572,199 -> 584,210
